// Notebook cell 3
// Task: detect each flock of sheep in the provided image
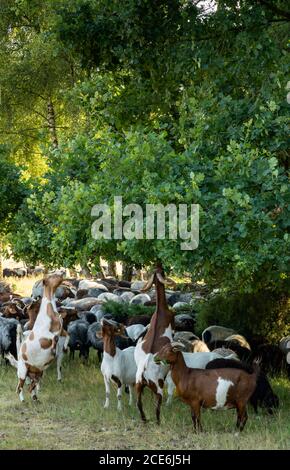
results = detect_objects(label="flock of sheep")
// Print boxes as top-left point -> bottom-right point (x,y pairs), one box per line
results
0,268 -> 289,433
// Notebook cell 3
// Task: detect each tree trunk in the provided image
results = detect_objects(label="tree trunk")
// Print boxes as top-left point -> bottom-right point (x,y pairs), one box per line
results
107,261 -> 117,278
81,264 -> 92,278
122,262 -> 133,281
47,97 -> 58,148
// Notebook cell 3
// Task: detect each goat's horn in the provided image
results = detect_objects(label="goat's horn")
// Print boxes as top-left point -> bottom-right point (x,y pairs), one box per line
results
171,341 -> 186,352
141,274 -> 154,292
166,277 -> 177,287
156,272 -> 166,284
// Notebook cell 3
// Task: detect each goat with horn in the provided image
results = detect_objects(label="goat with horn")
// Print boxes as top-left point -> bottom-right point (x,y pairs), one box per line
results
134,262 -> 175,424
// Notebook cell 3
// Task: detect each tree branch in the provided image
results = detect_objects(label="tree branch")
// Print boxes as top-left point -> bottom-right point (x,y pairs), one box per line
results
257,0 -> 290,21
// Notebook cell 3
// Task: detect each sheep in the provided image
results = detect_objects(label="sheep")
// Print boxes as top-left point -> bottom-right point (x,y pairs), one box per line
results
173,331 -> 199,343
202,325 -> 236,344
155,342 -> 258,432
87,321 -> 103,362
208,340 -> 252,362
0,317 -> 19,360
212,347 -> 239,360
206,358 -> 279,415
191,340 -> 210,352
67,319 -> 90,360
279,336 -> 290,355
165,349 -> 238,405
126,314 -> 151,327
99,318 -> 137,410
0,300 -> 25,321
252,344 -> 288,375
225,334 -> 251,350
125,324 -> 146,342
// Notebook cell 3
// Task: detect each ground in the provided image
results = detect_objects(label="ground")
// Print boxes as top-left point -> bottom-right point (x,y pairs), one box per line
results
1,352 -> 289,450
0,276 -> 289,450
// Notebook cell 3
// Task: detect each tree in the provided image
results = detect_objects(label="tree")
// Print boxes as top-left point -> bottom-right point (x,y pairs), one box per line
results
9,0 -> 290,293
0,145 -> 26,277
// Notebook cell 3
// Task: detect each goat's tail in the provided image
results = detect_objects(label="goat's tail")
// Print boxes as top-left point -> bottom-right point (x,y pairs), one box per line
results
5,352 -> 18,369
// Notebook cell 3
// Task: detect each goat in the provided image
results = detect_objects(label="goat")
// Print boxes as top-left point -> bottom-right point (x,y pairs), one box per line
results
155,342 -> 258,432
21,298 -> 71,381
99,318 -> 137,410
165,349 -> 238,405
206,358 -> 279,415
7,273 -> 69,401
134,263 -> 175,424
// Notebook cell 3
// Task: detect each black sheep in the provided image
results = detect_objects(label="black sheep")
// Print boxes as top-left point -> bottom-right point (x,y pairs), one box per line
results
87,321 -> 103,362
0,317 -> 18,360
205,358 -> 279,415
253,344 -> 288,376
67,319 -> 90,360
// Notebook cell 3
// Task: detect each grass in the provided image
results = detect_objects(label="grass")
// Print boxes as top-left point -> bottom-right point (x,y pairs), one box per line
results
0,355 -> 289,450
0,275 -> 289,450
3,275 -> 43,298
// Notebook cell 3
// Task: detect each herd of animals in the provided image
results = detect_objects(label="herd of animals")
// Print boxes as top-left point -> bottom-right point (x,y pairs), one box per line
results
0,264 -> 289,433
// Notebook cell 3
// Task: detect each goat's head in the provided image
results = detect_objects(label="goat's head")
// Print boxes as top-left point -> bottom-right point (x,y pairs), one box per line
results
43,273 -> 64,293
154,341 -> 186,365
98,318 -> 127,338
141,263 -> 176,292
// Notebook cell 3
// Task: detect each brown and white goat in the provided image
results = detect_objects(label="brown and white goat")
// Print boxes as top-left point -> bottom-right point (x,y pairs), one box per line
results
99,318 -> 137,410
134,263 -> 175,424
11,273 -> 68,401
155,342 -> 258,432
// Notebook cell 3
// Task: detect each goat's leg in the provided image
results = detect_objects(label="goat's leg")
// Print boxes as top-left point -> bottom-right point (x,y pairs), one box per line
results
117,385 -> 122,411
165,374 -> 174,405
16,324 -> 23,359
63,332 -> 69,352
136,382 -> 147,422
236,403 -> 248,431
191,403 -> 202,432
156,393 -> 162,425
103,376 -> 110,409
128,385 -> 134,406
16,378 -> 26,402
57,348 -> 64,381
16,360 -> 27,402
29,380 -> 38,401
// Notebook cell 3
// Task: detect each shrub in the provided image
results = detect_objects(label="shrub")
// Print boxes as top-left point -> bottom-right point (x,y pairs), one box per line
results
102,300 -> 155,323
195,291 -> 290,343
